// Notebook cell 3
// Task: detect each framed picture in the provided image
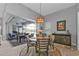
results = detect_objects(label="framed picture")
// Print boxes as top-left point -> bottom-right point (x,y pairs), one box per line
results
57,20 -> 66,31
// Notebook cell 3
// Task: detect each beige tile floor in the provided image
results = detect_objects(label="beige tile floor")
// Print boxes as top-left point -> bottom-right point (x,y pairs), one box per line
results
0,40 -> 79,56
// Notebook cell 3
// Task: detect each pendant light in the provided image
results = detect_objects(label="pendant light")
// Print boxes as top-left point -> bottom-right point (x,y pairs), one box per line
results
36,3 -> 44,24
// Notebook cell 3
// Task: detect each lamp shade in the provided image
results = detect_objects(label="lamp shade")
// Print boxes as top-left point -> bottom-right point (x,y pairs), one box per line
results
36,16 -> 44,24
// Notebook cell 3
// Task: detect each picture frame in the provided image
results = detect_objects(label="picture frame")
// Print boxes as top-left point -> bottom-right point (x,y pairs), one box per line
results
57,20 -> 66,31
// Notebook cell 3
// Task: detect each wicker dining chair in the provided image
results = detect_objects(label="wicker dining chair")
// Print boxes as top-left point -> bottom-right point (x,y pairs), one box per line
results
27,36 -> 36,53
36,37 -> 50,56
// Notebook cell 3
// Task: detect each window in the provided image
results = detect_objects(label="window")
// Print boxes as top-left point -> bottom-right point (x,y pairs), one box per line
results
23,23 -> 36,33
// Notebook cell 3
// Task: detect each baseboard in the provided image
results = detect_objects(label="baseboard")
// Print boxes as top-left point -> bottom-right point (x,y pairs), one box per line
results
72,43 -> 76,47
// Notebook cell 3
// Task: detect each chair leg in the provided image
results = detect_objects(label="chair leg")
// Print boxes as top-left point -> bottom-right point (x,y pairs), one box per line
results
27,46 -> 29,53
46,51 -> 48,56
38,48 -> 40,56
47,49 -> 48,56
46,45 -> 49,56
35,46 -> 37,53
35,42 -> 37,52
53,42 -> 54,49
39,51 -> 40,56
47,47 -> 48,56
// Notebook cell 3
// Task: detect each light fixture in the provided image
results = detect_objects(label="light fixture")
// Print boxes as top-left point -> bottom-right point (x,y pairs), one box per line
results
36,3 -> 44,24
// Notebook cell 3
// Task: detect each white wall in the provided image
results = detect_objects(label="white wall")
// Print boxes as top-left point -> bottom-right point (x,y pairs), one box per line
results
45,5 -> 77,46
76,4 -> 79,50
77,12 -> 79,50
0,4 -> 5,18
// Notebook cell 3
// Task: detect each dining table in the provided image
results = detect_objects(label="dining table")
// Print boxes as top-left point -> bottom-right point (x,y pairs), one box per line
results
17,34 -> 26,43
36,36 -> 55,48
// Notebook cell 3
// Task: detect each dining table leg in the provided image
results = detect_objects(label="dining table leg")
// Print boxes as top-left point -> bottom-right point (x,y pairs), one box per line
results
19,37 -> 21,43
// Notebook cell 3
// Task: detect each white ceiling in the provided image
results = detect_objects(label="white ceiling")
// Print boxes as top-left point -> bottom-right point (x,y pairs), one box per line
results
22,3 -> 75,16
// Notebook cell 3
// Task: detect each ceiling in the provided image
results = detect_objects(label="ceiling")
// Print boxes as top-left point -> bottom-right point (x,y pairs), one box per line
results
14,17 -> 34,25
22,3 -> 75,16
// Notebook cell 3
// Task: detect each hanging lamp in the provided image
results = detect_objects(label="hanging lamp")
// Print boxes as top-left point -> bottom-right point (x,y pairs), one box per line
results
36,3 -> 44,24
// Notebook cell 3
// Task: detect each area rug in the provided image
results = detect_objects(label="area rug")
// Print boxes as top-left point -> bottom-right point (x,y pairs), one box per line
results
19,46 -> 62,56
7,39 -> 27,47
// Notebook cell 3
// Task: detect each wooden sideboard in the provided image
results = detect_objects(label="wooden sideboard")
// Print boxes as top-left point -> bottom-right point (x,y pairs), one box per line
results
52,33 -> 71,46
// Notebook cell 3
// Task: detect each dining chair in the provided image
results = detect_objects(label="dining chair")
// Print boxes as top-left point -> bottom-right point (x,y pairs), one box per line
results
26,36 -> 36,53
49,35 -> 55,49
36,37 -> 50,56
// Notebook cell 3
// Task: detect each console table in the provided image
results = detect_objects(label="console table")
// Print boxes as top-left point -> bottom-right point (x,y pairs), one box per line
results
52,33 -> 71,46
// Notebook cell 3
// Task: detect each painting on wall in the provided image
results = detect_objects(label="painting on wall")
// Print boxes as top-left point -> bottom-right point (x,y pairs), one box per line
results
57,20 -> 66,31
